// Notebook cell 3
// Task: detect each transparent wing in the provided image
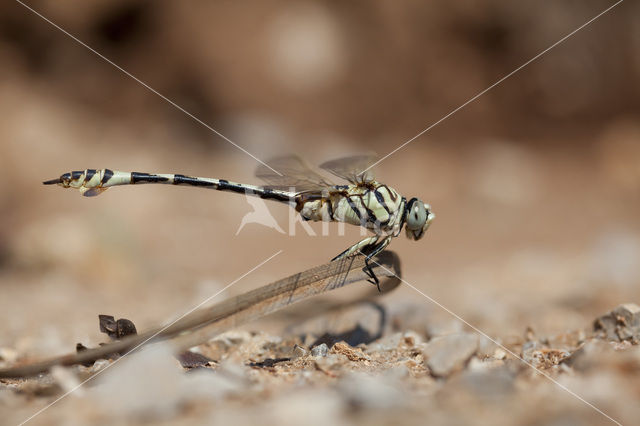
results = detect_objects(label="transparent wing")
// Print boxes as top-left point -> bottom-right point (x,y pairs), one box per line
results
318,154 -> 377,184
255,155 -> 335,192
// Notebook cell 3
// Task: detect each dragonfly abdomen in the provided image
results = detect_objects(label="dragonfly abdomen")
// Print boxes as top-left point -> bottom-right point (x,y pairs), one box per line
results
44,168 -> 294,202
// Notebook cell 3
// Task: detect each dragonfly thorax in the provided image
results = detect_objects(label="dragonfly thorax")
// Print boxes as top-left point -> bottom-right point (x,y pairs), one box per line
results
294,182 -> 406,234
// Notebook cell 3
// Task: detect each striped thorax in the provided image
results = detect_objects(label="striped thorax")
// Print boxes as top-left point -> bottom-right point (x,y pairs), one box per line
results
296,183 -> 407,236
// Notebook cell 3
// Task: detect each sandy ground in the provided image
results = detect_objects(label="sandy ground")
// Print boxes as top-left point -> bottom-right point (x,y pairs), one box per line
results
1,1 -> 640,425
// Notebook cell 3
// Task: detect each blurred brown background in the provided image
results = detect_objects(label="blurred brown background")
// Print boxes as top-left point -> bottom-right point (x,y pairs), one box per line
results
0,0 -> 639,375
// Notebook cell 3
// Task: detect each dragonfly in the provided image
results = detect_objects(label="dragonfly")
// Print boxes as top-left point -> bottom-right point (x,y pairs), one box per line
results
43,155 -> 434,289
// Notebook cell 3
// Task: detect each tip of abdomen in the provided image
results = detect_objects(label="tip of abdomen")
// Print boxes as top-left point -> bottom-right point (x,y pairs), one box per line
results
43,178 -> 62,185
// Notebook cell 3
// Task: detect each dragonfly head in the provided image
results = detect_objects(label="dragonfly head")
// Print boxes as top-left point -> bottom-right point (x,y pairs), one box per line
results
404,198 -> 435,241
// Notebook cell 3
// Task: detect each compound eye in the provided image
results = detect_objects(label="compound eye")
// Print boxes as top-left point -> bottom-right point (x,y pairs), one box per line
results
406,200 -> 427,230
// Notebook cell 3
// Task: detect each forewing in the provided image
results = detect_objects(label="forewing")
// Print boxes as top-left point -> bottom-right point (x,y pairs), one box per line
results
255,155 -> 334,192
318,154 -> 377,184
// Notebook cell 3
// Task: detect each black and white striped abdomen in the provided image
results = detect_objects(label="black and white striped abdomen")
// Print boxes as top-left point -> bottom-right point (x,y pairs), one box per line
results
45,168 -> 294,202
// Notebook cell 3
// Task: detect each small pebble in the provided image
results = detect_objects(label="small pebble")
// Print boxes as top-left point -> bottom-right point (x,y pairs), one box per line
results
367,333 -> 402,352
291,344 -> 307,359
90,359 -> 111,373
593,303 -> 640,343
311,343 -> 328,357
331,342 -> 370,361
423,333 -> 478,377
562,339 -> 614,372
402,330 -> 422,347
493,348 -> 507,360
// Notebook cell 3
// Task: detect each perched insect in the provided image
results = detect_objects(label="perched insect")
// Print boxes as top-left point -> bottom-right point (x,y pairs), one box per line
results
44,155 -> 434,289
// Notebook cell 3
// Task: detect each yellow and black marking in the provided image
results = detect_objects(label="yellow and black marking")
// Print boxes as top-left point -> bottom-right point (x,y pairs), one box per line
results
44,168 -> 294,203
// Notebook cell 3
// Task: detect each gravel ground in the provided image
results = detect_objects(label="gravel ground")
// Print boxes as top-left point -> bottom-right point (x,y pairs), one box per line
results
2,2 -> 639,424
2,302 -> 639,425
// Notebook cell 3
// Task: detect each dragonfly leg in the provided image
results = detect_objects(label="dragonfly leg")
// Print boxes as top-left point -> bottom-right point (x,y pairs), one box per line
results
362,238 -> 392,291
363,256 -> 379,290
331,236 -> 379,262
331,236 -> 391,292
